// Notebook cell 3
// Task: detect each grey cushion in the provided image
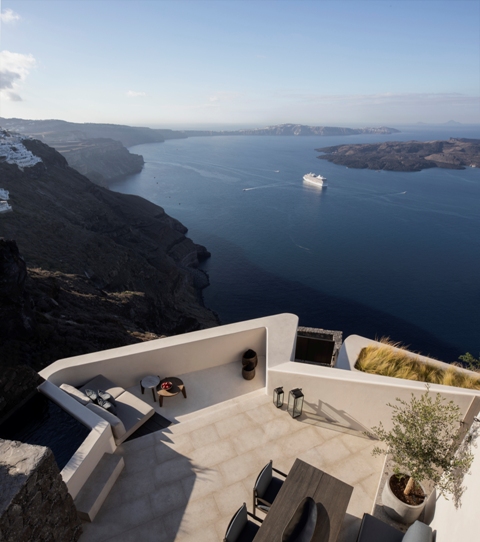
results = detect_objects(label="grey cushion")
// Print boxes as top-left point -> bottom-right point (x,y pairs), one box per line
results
59,383 -> 91,406
97,398 -> 117,415
86,403 -> 126,440
225,503 -> 248,542
113,391 -> 154,442
255,461 -> 273,498
402,521 -> 432,542
80,375 -> 124,399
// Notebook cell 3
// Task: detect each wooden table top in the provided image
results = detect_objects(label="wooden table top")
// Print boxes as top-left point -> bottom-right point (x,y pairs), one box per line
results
253,458 -> 353,542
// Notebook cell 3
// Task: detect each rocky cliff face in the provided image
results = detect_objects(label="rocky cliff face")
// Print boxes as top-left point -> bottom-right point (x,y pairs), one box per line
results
50,138 -> 144,187
0,137 -> 218,370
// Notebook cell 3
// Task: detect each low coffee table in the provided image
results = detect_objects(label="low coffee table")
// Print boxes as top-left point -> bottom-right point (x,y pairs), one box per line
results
157,377 -> 187,407
140,375 -> 161,403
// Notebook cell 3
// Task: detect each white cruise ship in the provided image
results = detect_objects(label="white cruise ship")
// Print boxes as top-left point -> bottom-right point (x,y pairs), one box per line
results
303,173 -> 327,188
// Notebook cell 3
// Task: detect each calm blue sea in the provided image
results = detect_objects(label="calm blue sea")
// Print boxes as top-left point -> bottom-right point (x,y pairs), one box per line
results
111,126 -> 480,361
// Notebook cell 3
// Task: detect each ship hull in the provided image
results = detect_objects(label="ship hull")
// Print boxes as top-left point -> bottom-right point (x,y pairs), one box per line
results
303,174 -> 327,187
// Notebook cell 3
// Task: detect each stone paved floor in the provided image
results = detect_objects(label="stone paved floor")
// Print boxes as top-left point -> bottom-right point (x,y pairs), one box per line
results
79,390 -> 384,542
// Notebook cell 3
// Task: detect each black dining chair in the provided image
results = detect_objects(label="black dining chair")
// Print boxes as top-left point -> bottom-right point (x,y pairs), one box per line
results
223,502 -> 263,542
253,460 -> 288,515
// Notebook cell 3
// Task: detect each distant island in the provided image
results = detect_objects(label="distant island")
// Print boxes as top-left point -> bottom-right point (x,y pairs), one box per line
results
183,123 -> 401,137
316,138 -> 480,172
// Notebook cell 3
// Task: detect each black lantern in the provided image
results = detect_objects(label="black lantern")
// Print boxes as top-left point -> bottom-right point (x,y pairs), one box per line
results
287,388 -> 304,418
273,387 -> 284,408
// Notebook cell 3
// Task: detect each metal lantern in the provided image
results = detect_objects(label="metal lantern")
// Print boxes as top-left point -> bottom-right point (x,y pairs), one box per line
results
287,388 -> 304,418
273,386 -> 284,408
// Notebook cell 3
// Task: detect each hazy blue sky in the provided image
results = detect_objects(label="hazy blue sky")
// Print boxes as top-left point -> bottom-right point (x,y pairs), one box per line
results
1,0 -> 479,128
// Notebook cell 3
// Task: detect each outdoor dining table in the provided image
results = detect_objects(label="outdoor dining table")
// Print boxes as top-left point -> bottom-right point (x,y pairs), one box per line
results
253,458 -> 353,542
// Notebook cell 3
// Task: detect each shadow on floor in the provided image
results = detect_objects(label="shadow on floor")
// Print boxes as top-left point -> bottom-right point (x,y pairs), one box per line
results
298,399 -> 376,439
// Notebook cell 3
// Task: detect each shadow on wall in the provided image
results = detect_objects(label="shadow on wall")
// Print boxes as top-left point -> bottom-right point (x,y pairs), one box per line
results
298,398 -> 376,439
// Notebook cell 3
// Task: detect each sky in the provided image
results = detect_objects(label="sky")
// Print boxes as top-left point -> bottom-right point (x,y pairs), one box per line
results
1,0 -> 479,128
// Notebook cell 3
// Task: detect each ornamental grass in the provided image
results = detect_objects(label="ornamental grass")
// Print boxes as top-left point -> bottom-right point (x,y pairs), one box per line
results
355,343 -> 480,390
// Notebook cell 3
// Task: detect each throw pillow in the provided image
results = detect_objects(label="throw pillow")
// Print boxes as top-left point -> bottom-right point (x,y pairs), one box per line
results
59,383 -> 92,406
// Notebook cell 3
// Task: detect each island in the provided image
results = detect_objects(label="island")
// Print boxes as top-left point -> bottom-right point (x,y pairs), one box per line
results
183,123 -> 400,137
316,138 -> 480,172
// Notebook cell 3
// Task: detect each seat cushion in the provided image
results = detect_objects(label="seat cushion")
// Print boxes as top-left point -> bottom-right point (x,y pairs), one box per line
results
402,521 -> 433,542
113,391 -> 154,442
59,383 -> 91,406
79,374 -> 125,399
263,476 -> 284,505
238,521 -> 260,542
86,403 -> 126,440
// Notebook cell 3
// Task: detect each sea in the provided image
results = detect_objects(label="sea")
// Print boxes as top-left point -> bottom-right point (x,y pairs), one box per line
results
110,125 -> 480,361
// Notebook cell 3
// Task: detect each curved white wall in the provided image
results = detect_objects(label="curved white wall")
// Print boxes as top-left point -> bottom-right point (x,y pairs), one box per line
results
430,428 -> 480,541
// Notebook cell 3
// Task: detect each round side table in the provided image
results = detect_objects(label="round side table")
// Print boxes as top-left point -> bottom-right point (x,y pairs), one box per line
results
141,375 -> 161,402
157,377 -> 187,407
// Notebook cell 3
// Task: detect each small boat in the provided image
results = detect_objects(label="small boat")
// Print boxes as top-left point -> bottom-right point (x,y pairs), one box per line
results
274,170 -> 280,173
303,173 -> 327,188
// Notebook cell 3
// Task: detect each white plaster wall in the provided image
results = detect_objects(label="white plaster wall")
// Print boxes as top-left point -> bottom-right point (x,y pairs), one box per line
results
39,381 -> 115,499
268,361 -> 478,434
40,314 -> 299,390
430,434 -> 480,541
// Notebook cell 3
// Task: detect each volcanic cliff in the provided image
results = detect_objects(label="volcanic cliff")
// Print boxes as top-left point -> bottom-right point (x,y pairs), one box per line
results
0,136 -> 218,370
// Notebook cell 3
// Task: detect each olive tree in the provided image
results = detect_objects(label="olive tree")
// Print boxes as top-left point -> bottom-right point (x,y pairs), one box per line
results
370,388 -> 474,499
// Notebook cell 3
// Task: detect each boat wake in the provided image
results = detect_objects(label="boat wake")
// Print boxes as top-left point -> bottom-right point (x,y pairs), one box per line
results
289,234 -> 311,252
243,183 -> 281,191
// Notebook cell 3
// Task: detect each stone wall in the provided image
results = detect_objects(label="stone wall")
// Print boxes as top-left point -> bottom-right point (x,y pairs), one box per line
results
0,366 -> 44,423
0,440 -> 82,542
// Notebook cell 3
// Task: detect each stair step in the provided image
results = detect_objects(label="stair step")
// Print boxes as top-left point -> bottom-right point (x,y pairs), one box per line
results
74,453 -> 125,522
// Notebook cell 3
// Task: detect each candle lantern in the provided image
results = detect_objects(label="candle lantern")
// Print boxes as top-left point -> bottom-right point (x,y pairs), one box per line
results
273,387 -> 284,408
287,388 -> 304,418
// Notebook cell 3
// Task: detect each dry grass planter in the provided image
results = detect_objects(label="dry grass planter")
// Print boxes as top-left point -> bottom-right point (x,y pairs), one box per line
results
355,343 -> 480,391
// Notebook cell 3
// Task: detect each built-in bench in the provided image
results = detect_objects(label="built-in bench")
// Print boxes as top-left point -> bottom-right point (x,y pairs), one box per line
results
74,453 -> 125,522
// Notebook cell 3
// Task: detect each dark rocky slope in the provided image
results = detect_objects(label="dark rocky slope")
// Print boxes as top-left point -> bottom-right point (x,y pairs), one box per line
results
48,139 -> 145,187
316,138 -> 480,171
0,139 -> 217,370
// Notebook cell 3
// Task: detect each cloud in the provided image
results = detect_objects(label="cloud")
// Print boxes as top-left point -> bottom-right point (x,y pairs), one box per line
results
0,51 -> 35,101
126,90 -> 146,97
208,92 -> 241,104
0,8 -> 20,23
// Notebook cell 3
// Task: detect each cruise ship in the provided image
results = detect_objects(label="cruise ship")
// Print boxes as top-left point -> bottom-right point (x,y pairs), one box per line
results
303,172 -> 327,188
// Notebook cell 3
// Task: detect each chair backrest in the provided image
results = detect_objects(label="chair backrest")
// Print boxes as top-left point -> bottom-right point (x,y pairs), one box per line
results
254,461 -> 273,498
224,503 -> 248,542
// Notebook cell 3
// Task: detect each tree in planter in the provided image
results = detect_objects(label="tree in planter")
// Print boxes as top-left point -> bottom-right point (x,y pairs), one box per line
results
370,387 -> 474,501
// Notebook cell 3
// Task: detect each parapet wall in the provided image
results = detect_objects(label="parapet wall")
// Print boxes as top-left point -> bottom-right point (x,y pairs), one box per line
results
0,439 -> 82,542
